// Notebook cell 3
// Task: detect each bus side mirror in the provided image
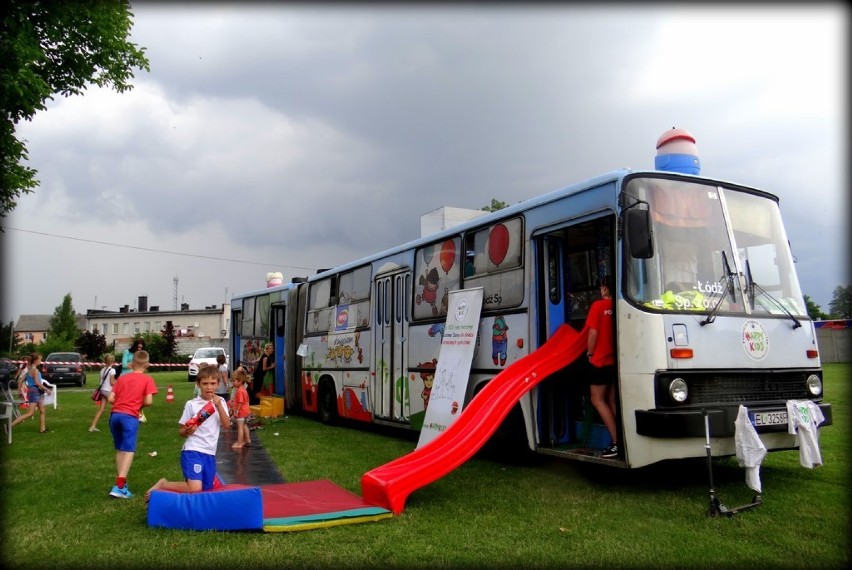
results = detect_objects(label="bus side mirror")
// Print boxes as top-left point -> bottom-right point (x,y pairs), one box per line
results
625,209 -> 653,259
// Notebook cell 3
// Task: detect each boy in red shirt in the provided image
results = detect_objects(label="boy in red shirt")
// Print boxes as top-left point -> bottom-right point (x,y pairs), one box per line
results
107,349 -> 158,498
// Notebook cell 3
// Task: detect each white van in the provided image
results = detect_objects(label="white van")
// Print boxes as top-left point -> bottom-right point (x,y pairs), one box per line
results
187,347 -> 227,382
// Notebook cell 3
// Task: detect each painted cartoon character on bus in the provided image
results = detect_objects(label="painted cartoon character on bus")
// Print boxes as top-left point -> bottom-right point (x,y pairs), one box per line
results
416,358 -> 438,408
440,287 -> 449,316
428,322 -> 445,342
416,267 -> 440,316
492,315 -> 509,366
354,331 -> 363,364
243,340 -> 261,365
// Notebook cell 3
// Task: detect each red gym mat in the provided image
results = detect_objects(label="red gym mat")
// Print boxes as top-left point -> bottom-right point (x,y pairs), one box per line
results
261,479 -> 392,532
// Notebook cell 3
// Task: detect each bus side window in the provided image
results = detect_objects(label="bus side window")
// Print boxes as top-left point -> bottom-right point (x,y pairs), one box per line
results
463,234 -> 476,277
307,278 -> 335,334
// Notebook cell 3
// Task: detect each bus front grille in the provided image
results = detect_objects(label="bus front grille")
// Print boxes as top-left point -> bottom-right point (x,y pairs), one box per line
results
654,369 -> 818,408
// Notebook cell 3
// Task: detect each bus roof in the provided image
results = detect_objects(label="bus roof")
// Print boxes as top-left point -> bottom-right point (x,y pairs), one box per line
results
230,281 -> 300,302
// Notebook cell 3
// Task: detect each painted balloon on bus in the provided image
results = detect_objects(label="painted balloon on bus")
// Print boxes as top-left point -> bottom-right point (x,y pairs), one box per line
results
422,244 -> 434,265
488,223 -> 510,266
439,239 -> 456,274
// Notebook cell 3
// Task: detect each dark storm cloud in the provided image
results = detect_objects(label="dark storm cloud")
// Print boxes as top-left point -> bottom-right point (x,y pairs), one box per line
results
2,5 -> 844,321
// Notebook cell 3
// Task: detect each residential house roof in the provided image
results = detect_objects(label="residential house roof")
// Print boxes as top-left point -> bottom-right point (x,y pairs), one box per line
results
15,314 -> 88,332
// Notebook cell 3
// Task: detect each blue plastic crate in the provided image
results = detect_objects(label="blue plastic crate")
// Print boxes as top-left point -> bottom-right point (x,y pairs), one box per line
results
574,421 -> 611,449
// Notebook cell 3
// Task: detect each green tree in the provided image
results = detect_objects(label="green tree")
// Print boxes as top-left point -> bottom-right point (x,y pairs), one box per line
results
138,331 -> 165,363
482,198 -> 510,212
828,285 -> 852,319
76,329 -> 107,360
39,335 -> 73,357
18,341 -> 37,357
0,1 -> 149,220
46,293 -> 79,351
803,295 -> 829,321
0,320 -> 21,356
161,320 -> 177,359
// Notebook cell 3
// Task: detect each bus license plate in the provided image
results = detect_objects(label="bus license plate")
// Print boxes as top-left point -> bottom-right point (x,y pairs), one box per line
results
750,410 -> 787,427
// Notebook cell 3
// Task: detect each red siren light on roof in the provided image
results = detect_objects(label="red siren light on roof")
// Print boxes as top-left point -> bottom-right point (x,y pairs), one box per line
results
266,272 -> 284,288
656,128 -> 696,149
654,127 -> 701,175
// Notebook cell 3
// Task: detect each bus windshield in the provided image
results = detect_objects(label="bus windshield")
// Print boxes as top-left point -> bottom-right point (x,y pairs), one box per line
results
623,176 -> 806,318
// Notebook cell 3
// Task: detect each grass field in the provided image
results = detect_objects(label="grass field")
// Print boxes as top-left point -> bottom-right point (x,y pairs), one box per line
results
2,364 -> 849,569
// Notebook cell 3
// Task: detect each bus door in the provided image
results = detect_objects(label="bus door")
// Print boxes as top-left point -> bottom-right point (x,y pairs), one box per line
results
272,304 -> 286,398
373,269 -> 411,422
535,216 -> 617,450
541,236 -> 567,340
231,310 -> 241,368
534,233 -> 572,445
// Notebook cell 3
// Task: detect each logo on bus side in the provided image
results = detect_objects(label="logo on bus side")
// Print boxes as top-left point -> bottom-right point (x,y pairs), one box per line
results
741,320 -> 769,360
455,298 -> 469,321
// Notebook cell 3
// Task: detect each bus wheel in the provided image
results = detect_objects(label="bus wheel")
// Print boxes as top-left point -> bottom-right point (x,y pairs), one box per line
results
318,380 -> 338,425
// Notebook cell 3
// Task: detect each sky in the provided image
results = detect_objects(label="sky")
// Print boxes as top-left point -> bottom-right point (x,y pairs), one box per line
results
1,3 -> 847,325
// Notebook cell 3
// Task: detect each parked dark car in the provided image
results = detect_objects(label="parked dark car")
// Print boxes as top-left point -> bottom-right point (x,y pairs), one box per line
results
42,352 -> 87,386
0,357 -> 19,390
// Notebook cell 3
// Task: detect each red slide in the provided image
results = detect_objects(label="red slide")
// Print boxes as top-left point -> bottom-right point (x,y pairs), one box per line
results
361,323 -> 588,515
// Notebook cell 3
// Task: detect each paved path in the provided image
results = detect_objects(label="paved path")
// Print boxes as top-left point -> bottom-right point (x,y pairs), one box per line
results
215,426 -> 286,486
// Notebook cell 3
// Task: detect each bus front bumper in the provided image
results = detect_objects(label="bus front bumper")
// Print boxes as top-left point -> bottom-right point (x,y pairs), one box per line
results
635,403 -> 832,438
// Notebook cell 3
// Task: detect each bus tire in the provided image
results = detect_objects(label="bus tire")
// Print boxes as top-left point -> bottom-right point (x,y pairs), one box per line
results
318,379 -> 338,425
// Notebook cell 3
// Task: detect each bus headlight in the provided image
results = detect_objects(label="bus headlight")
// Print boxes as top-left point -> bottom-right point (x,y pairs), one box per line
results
669,378 -> 688,403
806,374 -> 822,397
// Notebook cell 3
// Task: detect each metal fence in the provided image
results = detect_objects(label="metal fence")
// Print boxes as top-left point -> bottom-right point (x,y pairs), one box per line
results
815,327 -> 851,363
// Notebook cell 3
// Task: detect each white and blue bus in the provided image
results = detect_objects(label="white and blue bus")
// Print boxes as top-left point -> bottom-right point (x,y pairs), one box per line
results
230,135 -> 831,469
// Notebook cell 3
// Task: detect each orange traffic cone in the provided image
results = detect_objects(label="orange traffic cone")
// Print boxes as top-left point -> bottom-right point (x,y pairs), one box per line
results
166,385 -> 174,403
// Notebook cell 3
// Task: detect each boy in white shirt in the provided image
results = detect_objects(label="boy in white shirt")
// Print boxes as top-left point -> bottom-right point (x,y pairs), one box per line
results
145,365 -> 230,500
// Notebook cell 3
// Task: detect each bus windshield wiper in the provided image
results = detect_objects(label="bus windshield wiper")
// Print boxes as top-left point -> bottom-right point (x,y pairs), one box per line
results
745,258 -> 755,307
699,276 -> 729,326
745,260 -> 802,329
722,250 -> 737,304
753,282 -> 802,329
700,251 -> 735,327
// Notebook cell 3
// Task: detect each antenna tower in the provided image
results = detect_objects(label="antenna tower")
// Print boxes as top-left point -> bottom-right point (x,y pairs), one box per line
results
173,276 -> 179,310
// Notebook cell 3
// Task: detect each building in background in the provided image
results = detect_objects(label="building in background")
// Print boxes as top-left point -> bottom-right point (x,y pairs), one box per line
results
420,206 -> 487,237
14,314 -> 87,345
85,296 -> 230,347
15,295 -> 229,351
